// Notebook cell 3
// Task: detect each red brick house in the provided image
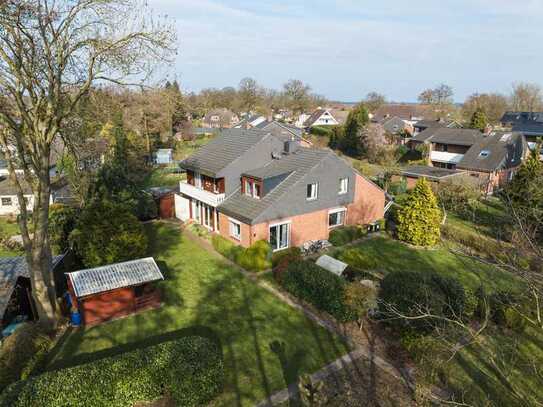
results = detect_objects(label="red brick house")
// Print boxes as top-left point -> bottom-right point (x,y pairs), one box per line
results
176,129 -> 385,250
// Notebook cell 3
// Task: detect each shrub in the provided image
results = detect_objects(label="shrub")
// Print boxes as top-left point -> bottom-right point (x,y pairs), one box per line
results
309,126 -> 333,137
396,178 -> 442,246
329,226 -> 366,246
212,235 -> 271,272
48,204 -> 78,254
0,323 -> 53,392
379,270 -> 466,332
281,260 -> 355,322
70,200 -> 148,268
236,240 -> 271,272
271,247 -> 302,268
134,192 -> 158,221
0,336 -> 223,407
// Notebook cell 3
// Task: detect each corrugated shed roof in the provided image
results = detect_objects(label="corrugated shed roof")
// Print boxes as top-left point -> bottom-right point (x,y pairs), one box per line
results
0,255 -> 63,318
67,257 -> 163,298
219,148 -> 332,224
180,129 -> 273,177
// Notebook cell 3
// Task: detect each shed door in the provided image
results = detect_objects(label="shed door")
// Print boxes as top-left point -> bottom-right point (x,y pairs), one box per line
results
175,194 -> 190,221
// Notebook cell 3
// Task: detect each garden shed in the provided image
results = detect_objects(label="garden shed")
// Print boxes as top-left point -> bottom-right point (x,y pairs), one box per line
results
66,257 -> 164,326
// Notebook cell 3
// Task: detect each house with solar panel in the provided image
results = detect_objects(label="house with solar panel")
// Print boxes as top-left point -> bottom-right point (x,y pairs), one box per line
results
65,258 -> 164,326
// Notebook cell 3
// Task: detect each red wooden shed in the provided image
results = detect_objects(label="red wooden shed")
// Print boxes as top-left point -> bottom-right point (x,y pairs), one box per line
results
66,258 -> 164,326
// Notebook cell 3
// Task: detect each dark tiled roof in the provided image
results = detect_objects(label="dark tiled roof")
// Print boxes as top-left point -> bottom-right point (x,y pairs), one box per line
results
512,122 -> 543,135
501,111 -> 543,124
400,165 -> 464,180
219,148 -> 332,224
259,121 -> 303,142
303,108 -> 329,127
0,255 -> 63,318
0,177 -> 32,195
412,128 -> 481,146
372,104 -> 433,122
180,129 -> 273,177
413,119 -> 447,129
457,132 -> 526,172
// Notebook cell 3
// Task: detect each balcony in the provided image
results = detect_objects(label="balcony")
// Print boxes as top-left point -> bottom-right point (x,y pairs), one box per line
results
430,151 -> 464,164
178,181 -> 225,207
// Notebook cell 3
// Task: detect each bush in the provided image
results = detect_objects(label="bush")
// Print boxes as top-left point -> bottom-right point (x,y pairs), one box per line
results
329,226 -> 366,246
134,192 -> 158,221
0,336 -> 223,407
236,240 -> 271,272
49,204 -> 78,254
396,178 -> 442,246
271,247 -> 302,268
70,199 -> 148,268
211,235 -> 271,272
309,126 -> 334,137
379,270 -> 466,332
0,323 -> 53,392
281,260 -> 355,322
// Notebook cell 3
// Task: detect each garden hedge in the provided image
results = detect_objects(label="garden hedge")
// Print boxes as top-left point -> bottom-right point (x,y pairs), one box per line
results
280,260 -> 355,322
329,226 -> 366,246
211,235 -> 271,272
0,336 -> 224,407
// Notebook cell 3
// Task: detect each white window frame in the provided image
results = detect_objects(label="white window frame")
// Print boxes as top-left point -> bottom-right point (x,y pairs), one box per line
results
339,177 -> 348,195
229,218 -> 241,241
194,172 -> 202,189
306,182 -> 318,201
245,179 -> 252,197
328,207 -> 346,228
269,220 -> 291,252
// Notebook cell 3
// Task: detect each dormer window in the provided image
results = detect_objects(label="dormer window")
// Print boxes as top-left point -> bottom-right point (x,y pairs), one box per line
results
306,183 -> 318,200
339,178 -> 348,195
243,177 -> 260,199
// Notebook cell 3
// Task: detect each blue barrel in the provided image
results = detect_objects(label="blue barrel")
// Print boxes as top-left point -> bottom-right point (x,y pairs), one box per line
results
71,311 -> 82,326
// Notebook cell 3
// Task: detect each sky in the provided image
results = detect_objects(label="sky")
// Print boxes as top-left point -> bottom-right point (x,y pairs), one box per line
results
152,0 -> 543,102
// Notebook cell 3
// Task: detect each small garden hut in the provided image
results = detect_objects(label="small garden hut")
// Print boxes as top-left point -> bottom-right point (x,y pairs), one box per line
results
66,257 -> 164,326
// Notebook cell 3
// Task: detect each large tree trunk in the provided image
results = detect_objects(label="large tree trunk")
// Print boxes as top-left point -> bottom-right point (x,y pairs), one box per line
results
26,165 -> 57,330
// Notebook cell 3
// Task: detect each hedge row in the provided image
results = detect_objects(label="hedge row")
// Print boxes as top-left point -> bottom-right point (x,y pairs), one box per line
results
329,226 -> 367,246
280,260 -> 355,322
441,222 -> 506,261
0,336 -> 224,407
211,235 -> 271,272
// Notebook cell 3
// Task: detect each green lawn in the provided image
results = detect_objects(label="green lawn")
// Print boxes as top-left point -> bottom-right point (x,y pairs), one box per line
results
142,168 -> 185,189
334,236 -> 519,293
334,236 -> 542,405
48,223 -> 349,406
0,216 -> 22,257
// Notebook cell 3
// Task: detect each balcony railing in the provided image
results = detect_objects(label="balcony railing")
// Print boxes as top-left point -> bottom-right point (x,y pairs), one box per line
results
178,181 -> 225,207
430,151 -> 464,164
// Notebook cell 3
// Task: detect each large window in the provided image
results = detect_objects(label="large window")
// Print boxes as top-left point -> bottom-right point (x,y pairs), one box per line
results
229,219 -> 241,240
306,183 -> 318,200
270,222 -> 290,251
1,197 -> 12,206
339,177 -> 348,195
328,208 -> 346,228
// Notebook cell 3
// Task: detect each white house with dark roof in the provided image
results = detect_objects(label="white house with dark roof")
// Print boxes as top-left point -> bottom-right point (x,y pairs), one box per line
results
303,108 -> 339,128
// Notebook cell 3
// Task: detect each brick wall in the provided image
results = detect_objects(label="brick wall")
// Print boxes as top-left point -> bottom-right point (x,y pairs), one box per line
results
346,174 -> 385,225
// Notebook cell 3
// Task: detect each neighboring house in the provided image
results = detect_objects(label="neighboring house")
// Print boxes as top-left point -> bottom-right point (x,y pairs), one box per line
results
501,111 -> 543,153
257,121 -> 312,147
410,128 -> 527,194
203,108 -> 240,129
66,257 -> 163,326
295,113 -> 311,128
412,119 -> 461,136
176,128 -> 385,250
328,108 -> 350,126
393,165 -> 468,190
372,104 -> 434,126
381,116 -> 413,144
154,148 -> 173,165
303,108 -> 340,128
0,176 -> 69,215
234,114 -> 268,129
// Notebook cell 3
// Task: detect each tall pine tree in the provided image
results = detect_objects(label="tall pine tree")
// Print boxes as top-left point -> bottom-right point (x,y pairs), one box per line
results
341,103 -> 369,156
397,178 -> 442,246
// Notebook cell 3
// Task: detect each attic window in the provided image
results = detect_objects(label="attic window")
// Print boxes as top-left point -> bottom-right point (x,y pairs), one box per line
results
479,150 -> 490,158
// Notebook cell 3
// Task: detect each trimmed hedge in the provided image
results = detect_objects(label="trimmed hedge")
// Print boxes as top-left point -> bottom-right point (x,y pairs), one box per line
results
0,336 -> 223,407
441,222 -> 506,262
280,260 -> 355,322
329,226 -> 366,246
211,235 -> 271,272
271,247 -> 302,268
309,126 -> 334,137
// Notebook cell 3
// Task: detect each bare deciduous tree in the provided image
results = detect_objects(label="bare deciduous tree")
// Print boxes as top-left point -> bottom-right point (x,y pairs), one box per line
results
0,0 -> 175,329
510,82 -> 543,112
